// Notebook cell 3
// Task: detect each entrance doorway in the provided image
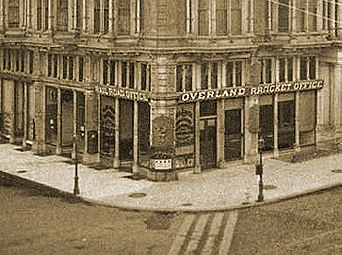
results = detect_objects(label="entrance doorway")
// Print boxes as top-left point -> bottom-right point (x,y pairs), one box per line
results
278,100 -> 295,149
200,118 -> 217,169
224,109 -> 243,160
259,104 -> 274,151
119,100 -> 133,161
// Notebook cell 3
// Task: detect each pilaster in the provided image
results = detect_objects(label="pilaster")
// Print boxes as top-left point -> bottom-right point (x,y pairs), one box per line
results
83,91 -> 100,164
56,88 -> 62,154
32,82 -> 46,155
194,101 -> 201,173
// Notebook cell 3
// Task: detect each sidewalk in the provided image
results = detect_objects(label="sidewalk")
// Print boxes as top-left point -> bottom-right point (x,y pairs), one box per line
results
0,144 -> 341,212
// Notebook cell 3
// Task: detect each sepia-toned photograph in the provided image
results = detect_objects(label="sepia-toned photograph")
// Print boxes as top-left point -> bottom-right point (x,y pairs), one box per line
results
0,0 -> 341,254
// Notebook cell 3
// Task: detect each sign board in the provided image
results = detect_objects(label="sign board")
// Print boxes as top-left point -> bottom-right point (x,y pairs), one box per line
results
154,159 -> 172,170
180,80 -> 324,102
95,85 -> 149,102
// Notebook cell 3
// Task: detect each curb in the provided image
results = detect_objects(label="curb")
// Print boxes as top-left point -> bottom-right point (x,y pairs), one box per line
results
2,170 -> 340,213
0,171 -> 86,204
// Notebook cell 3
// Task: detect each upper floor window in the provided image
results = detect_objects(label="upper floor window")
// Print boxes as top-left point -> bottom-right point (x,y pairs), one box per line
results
37,0 -> 49,31
225,61 -> 242,87
57,0 -> 68,31
141,63 -> 151,91
176,64 -> 193,92
278,0 -> 289,33
94,0 -> 109,34
8,0 -> 20,28
300,56 -> 316,80
278,57 -> 293,82
118,0 -> 131,35
260,59 -> 272,83
189,0 -> 242,36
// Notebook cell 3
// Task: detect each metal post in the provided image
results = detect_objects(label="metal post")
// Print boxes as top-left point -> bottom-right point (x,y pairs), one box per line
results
73,135 -> 80,195
257,138 -> 264,202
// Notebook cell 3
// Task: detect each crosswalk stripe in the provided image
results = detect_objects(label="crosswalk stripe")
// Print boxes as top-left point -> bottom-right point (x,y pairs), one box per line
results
219,211 -> 239,255
185,214 -> 210,254
202,212 -> 225,255
168,214 -> 196,255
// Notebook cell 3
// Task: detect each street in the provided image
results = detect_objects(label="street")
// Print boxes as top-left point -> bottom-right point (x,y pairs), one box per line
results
0,176 -> 341,254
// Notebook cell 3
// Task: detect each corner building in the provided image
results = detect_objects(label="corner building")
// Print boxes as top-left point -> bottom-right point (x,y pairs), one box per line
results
0,0 -> 341,178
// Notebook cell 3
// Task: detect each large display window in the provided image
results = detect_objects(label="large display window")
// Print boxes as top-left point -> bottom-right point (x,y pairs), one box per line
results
100,96 -> 115,157
175,103 -> 195,169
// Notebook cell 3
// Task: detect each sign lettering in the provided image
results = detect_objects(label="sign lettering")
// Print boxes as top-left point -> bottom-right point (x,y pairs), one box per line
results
180,80 -> 323,102
95,85 -> 149,102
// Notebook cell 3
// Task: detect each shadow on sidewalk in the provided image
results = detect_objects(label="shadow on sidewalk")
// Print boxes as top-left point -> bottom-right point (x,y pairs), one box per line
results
0,173 -> 93,206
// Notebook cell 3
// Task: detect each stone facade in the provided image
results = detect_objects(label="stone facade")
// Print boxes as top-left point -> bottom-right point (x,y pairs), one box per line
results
0,0 -> 341,178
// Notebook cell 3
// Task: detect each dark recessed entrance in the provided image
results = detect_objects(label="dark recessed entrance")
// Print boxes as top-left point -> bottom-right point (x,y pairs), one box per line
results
278,99 -> 295,149
200,101 -> 217,169
119,100 -> 133,161
225,109 -> 243,160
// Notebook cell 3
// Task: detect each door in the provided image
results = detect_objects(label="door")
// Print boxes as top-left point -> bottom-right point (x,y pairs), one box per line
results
225,109 -> 243,161
278,100 -> 295,149
259,104 -> 274,151
200,118 -> 217,169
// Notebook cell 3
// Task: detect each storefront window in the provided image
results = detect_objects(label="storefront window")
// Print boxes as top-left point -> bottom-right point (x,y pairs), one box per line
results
100,96 -> 115,157
175,104 -> 195,169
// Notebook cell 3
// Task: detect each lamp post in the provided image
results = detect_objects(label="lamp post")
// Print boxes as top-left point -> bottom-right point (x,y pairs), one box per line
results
73,135 -> 80,195
256,137 -> 265,202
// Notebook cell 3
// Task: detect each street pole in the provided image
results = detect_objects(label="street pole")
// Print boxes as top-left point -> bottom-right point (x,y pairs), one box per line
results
256,138 -> 264,202
73,135 -> 80,195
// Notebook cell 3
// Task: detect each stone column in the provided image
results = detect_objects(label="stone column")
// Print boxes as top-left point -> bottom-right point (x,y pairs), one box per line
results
273,94 -> 279,158
217,100 -> 224,168
338,0 -> 342,38
83,92 -> 100,164
48,0 -> 53,31
109,0 -> 113,34
33,82 -> 46,155
82,0 -> 88,33
0,0 -> 4,32
22,83 -> 28,148
249,0 -> 254,34
73,0 -> 78,30
113,97 -> 120,168
291,0 -> 297,33
83,91 -> 99,164
56,88 -> 62,154
273,58 -> 280,158
132,100 -> 139,173
72,90 -> 77,159
194,101 -> 201,173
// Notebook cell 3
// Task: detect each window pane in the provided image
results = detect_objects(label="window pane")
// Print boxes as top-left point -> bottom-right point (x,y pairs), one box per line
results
198,0 -> 209,35
231,0 -> 242,35
216,0 -> 227,35
211,63 -> 218,89
118,0 -> 131,35
185,65 -> 193,91
278,0 -> 289,32
176,65 -> 183,92
226,62 -> 233,87
235,61 -> 242,86
201,63 -> 209,89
